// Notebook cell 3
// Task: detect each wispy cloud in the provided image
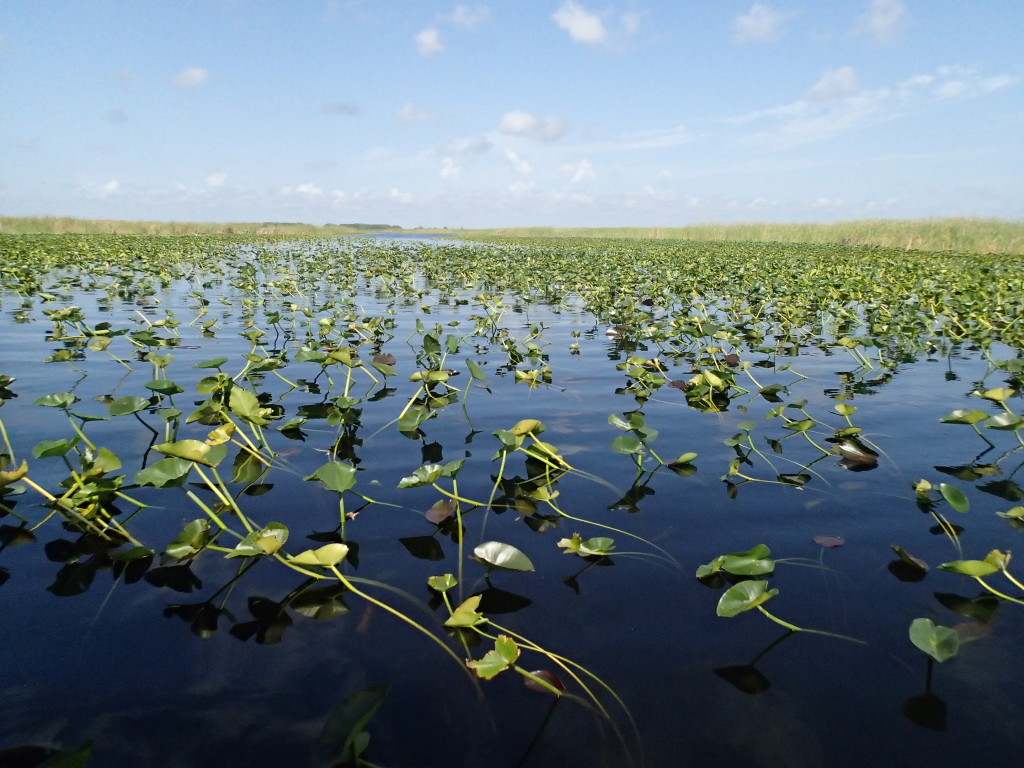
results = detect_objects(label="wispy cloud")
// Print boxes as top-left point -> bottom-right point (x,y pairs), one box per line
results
857,0 -> 908,45
504,149 -> 533,176
569,124 -> 692,154
172,67 -> 208,88
807,66 -> 859,102
560,159 -> 596,183
415,27 -> 443,55
440,157 -> 461,180
282,183 -> 323,197
731,64 -> 1017,149
206,173 -> 226,188
552,1 -> 606,45
447,5 -> 489,29
499,110 -> 569,141
398,102 -> 435,123
734,4 -> 784,44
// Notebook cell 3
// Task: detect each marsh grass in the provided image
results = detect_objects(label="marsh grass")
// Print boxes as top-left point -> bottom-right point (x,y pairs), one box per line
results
0,216 -> 400,237
459,218 -> 1024,255
3,215 -> 1022,254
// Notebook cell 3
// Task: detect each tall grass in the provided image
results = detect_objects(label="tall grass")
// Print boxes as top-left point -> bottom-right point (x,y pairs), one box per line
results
3,215 -> 1021,254
458,218 -> 1024,255
0,216 -> 400,237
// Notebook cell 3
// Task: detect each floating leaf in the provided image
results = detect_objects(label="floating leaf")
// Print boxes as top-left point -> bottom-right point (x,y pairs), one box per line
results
153,439 -> 227,468
108,395 -> 151,416
444,594 -> 486,627
33,392 -> 79,408
472,541 -> 534,572
938,559 -> 999,577
306,461 -> 356,494
978,387 -> 1015,403
891,545 -> 928,572
523,669 -> 566,695
909,618 -> 960,663
511,419 -> 544,436
939,408 -> 989,425
717,580 -> 778,617
165,519 -> 211,561
467,635 -> 520,679
0,459 -> 28,488
290,543 -> 350,567
425,498 -> 457,524
984,413 -> 1022,430
611,435 -> 645,454
397,463 -> 444,488
427,573 -> 457,593
813,535 -> 845,548
228,386 -> 270,426
135,457 -> 193,488
719,544 -> 775,576
557,533 -> 616,557
938,483 -> 970,513
194,357 -> 228,369
226,523 -> 289,558
32,438 -> 79,459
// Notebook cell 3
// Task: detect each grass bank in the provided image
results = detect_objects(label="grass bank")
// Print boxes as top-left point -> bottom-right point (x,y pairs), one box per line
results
3,215 -> 1021,254
456,218 -> 1024,255
0,216 -> 401,237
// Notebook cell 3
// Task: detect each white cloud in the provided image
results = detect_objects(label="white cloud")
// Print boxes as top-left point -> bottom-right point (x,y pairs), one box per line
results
569,124 -> 691,154
416,27 -> 443,55
620,12 -> 641,36
981,75 -> 1016,92
100,179 -> 120,196
560,159 -> 596,183
283,183 -> 323,197
389,188 -> 414,203
732,65 -> 1016,149
808,67 -> 859,102
172,67 -> 208,88
504,149 -> 532,176
448,5 -> 489,28
858,0 -> 908,44
934,80 -> 967,100
553,1 -> 606,45
734,4 -> 784,44
398,102 -> 435,123
206,173 -> 226,187
440,157 -> 461,180
508,180 -> 536,196
499,110 -> 569,141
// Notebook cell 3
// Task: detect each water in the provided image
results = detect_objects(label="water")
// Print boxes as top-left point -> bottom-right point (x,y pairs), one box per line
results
1,237 -> 1023,766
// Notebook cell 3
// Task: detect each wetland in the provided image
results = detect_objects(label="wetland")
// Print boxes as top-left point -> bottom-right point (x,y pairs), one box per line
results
2,232 -> 1024,767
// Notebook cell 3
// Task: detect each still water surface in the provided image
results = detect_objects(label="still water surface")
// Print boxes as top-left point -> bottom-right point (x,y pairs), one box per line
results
1,237 -> 1022,767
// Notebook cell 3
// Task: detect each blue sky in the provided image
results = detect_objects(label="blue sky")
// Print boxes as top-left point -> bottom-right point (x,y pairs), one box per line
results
1,1 -> 1021,228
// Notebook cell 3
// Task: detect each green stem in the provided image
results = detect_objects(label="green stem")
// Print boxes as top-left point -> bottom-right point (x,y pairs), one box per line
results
975,576 -> 1024,606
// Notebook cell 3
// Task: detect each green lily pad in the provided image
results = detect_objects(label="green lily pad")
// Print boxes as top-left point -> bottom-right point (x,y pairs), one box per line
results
716,580 -> 778,617
909,617 -> 960,663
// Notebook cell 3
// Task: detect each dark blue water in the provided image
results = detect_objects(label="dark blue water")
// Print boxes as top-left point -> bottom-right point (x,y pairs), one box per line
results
2,239 -> 1023,767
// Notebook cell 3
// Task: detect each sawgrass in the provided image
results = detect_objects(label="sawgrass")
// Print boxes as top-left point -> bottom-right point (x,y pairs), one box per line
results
457,218 -> 1024,255
0,216 -> 400,237
3,215 -> 1021,254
